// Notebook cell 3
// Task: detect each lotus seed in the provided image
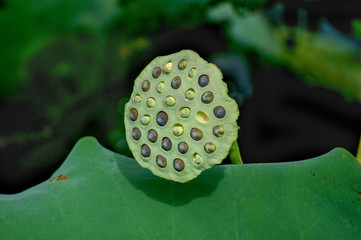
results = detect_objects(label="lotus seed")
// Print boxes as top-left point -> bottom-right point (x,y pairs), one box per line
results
204,142 -> 216,154
188,67 -> 196,78
140,115 -> 151,125
201,91 -> 214,104
213,106 -> 226,118
152,67 -> 161,79
178,107 -> 191,118
198,74 -> 209,87
156,155 -> 167,168
178,142 -> 189,154
213,125 -> 225,138
129,108 -> 138,121
178,59 -> 188,70
141,144 -> 151,158
133,94 -> 142,103
171,76 -> 182,89
165,96 -> 176,107
190,128 -> 203,141
163,61 -> 172,74
156,81 -> 165,93
141,80 -> 150,92
156,111 -> 168,126
162,137 -> 172,151
148,129 -> 158,143
185,89 -> 195,100
172,124 -> 184,137
173,158 -> 185,172
146,97 -> 156,108
132,127 -> 141,141
192,153 -> 203,165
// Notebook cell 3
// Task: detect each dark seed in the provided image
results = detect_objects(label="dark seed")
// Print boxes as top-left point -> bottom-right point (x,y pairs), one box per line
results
141,80 -> 150,92
173,159 -> 185,172
201,91 -> 214,104
152,67 -> 161,79
204,142 -> 216,154
132,128 -> 141,140
171,76 -> 182,89
213,125 -> 225,138
129,108 -> 138,121
156,155 -> 167,168
178,142 -> 189,154
148,129 -> 158,143
198,74 -> 209,87
162,137 -> 172,151
178,59 -> 188,70
156,111 -> 168,126
190,128 -> 203,141
141,144 -> 151,158
213,106 -> 226,118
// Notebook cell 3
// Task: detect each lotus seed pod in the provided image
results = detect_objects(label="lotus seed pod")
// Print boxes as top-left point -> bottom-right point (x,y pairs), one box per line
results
124,49 -> 239,182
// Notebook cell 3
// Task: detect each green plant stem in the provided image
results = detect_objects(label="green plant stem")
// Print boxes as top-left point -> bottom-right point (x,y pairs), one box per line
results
357,135 -> 361,164
229,140 -> 243,164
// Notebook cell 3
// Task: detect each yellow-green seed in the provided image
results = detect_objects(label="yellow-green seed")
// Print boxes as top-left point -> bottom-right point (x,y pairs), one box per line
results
140,115 -> 151,125
178,107 -> 191,118
213,125 -> 225,138
185,89 -> 195,100
192,153 -> 203,165
146,97 -> 156,108
204,142 -> 216,154
163,61 -> 172,74
172,124 -> 184,137
133,94 -> 142,103
165,96 -> 176,107
156,82 -> 165,93
188,67 -> 196,78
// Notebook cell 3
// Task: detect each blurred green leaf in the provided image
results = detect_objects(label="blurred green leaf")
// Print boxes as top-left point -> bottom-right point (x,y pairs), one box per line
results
1,137 -> 360,239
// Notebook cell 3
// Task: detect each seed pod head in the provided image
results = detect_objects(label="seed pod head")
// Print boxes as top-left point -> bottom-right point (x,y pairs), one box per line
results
124,50 -> 239,183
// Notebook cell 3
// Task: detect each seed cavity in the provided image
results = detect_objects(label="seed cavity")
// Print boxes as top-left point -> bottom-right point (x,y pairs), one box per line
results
190,128 -> 203,141
188,67 -> 196,78
204,142 -> 216,154
146,97 -> 156,108
133,94 -> 142,103
132,128 -> 141,141
201,91 -> 214,104
195,111 -> 209,124
198,74 -> 209,87
152,67 -> 161,79
165,96 -> 176,107
129,108 -> 138,121
163,61 -> 172,74
192,153 -> 203,165
173,159 -> 185,172
171,76 -> 182,89
141,144 -> 151,158
172,124 -> 184,137
141,80 -> 150,92
162,137 -> 172,151
178,142 -> 189,154
140,115 -> 151,125
213,125 -> 225,138
156,155 -> 167,168
178,59 -> 188,70
184,88 -> 195,100
214,106 -> 226,118
156,111 -> 168,126
148,129 -> 158,143
178,107 -> 191,118
156,81 -> 165,93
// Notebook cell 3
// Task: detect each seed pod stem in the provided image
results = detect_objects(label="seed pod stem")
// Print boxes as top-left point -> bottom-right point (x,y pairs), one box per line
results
229,140 -> 243,164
